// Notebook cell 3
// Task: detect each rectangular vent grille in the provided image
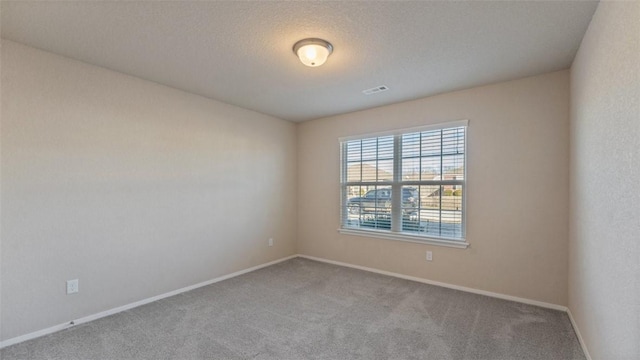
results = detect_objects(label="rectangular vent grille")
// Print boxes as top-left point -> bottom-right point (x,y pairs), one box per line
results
362,85 -> 389,95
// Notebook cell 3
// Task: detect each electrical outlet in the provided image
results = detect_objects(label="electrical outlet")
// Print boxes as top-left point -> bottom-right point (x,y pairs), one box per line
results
66,279 -> 79,294
268,238 -> 273,247
426,251 -> 433,262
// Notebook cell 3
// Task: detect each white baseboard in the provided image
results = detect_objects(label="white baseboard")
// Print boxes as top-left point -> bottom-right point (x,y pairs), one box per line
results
1,253 -> 576,351
567,308 -> 593,360
0,254 -> 297,349
297,254 -> 568,312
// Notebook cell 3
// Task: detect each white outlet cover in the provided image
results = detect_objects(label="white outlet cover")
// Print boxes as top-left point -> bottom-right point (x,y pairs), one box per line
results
426,251 -> 433,261
67,279 -> 79,294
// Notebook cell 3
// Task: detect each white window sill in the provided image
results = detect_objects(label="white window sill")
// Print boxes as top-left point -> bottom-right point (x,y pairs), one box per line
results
338,228 -> 469,249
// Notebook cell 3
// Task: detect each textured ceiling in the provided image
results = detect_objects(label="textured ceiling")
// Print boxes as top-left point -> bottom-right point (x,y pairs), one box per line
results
1,1 -> 598,122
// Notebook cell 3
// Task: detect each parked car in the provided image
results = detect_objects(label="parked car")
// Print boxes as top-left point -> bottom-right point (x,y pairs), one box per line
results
347,187 -> 418,218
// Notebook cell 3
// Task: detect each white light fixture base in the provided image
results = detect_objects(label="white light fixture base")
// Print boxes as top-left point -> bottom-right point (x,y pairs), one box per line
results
293,38 -> 333,67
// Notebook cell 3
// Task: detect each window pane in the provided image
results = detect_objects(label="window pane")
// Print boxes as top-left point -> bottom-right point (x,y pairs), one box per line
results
376,136 -> 394,181
442,154 -> 464,180
361,160 -> 377,181
343,185 -> 363,228
346,141 -> 362,162
401,185 -> 463,238
402,132 -> 420,157
344,137 -> 394,183
344,186 -> 393,230
442,127 -> 465,155
402,158 -> 420,180
378,136 -> 394,159
421,157 -> 441,178
346,163 -> 361,182
401,186 -> 420,231
345,140 -> 362,182
377,159 -> 393,181
421,130 -> 442,156
401,127 -> 465,182
361,138 -> 378,160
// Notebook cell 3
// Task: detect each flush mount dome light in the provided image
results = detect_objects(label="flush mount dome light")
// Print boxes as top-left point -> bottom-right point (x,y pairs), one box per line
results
293,38 -> 333,67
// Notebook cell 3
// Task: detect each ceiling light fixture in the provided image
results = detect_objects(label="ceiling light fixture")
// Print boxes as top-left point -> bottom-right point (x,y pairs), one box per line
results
293,38 -> 333,67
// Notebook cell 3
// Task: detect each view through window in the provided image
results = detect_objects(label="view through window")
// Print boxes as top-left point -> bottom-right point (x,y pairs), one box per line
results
340,121 -> 466,241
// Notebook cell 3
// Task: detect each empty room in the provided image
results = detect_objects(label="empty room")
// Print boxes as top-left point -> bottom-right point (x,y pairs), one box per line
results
1,1 -> 638,359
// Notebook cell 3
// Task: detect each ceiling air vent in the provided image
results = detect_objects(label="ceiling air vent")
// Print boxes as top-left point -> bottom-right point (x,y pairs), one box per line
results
362,85 -> 389,95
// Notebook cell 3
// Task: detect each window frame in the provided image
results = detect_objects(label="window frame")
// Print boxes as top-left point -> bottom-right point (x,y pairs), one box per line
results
338,120 -> 469,249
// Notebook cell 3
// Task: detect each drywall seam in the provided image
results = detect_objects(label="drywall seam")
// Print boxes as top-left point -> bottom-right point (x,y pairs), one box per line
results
298,254 -> 568,311
0,254 -> 297,349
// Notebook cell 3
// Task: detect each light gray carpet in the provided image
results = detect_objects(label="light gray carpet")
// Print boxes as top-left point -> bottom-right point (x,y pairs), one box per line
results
1,258 -> 585,360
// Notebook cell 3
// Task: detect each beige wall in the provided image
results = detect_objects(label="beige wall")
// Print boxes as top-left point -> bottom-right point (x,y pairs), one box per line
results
569,2 -> 640,359
0,40 -> 297,341
298,71 -> 570,306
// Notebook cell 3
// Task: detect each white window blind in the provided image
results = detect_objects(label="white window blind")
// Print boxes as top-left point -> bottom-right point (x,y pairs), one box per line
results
340,121 -> 467,244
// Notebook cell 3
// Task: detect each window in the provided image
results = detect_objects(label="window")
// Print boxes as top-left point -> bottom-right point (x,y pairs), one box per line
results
340,120 -> 468,248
